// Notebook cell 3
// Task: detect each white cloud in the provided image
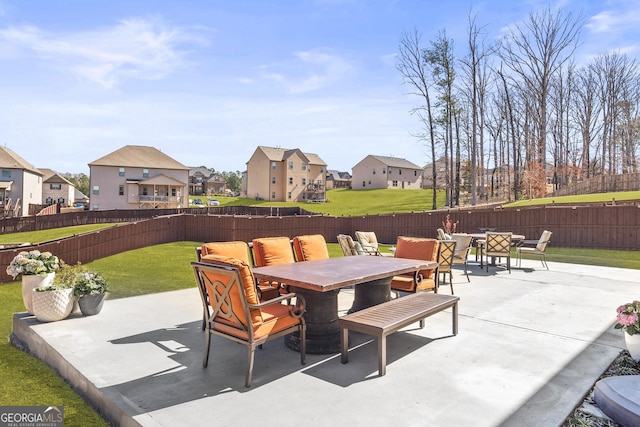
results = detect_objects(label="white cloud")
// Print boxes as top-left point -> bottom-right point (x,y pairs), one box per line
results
260,48 -> 355,94
0,18 -> 206,88
586,4 -> 640,33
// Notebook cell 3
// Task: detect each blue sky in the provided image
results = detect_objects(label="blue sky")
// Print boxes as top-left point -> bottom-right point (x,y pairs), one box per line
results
0,0 -> 638,175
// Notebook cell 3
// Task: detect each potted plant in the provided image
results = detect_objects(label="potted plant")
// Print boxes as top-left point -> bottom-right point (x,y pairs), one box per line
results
615,300 -> 640,361
6,250 -> 60,315
73,271 -> 108,316
31,284 -> 75,322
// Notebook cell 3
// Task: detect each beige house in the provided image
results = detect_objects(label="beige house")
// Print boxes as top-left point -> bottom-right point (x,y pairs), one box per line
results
352,155 -> 422,190
88,145 -> 189,210
245,146 -> 327,202
40,168 -> 75,207
0,146 -> 43,217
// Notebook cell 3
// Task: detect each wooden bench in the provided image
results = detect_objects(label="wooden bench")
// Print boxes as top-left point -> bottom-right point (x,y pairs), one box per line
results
340,292 -> 459,376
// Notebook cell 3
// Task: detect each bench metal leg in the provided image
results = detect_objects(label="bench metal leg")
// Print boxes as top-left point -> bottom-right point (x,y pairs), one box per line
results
452,302 -> 458,335
378,334 -> 386,376
341,327 -> 349,364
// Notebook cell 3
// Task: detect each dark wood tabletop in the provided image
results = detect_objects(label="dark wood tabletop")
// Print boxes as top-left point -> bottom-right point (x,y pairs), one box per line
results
252,256 -> 436,292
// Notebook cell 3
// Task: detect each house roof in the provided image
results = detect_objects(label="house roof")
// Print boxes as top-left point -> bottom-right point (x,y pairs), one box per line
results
88,145 -> 188,170
139,174 -> 186,186
39,168 -> 74,186
0,146 -> 42,175
367,155 -> 422,170
189,167 -> 214,177
255,146 -> 327,166
326,170 -> 351,180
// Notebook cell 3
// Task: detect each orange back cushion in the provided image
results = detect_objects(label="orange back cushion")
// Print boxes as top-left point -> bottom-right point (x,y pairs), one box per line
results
199,255 -> 262,327
395,236 -> 439,279
252,237 -> 295,266
201,241 -> 252,265
293,235 -> 329,261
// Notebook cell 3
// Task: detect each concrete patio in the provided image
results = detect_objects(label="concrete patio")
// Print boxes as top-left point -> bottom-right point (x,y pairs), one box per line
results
10,259 -> 638,427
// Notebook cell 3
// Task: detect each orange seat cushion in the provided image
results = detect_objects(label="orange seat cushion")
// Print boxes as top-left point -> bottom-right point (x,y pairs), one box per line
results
293,235 -> 329,261
252,237 -> 295,266
201,241 -> 252,265
394,236 -> 439,280
199,255 -> 262,327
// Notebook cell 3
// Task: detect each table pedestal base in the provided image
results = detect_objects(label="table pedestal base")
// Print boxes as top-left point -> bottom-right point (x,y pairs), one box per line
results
285,287 -> 341,354
348,278 -> 391,313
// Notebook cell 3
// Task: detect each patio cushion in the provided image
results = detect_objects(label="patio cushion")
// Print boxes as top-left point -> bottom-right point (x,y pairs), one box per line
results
252,237 -> 296,266
201,241 -> 252,265
198,254 -> 262,326
293,235 -> 329,261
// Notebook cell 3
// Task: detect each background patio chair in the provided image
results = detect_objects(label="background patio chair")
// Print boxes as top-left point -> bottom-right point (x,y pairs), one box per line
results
451,234 -> 473,282
355,231 -> 392,256
390,236 -> 440,296
437,239 -> 457,293
337,234 -> 360,256
516,230 -> 553,269
483,232 -> 512,273
192,259 -> 306,387
292,234 -> 330,261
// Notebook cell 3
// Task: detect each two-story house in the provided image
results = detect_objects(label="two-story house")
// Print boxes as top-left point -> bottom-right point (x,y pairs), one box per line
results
40,168 -> 76,207
88,145 -> 189,210
245,146 -> 327,202
351,155 -> 423,190
0,146 -> 43,217
189,168 -> 228,196
326,170 -> 352,189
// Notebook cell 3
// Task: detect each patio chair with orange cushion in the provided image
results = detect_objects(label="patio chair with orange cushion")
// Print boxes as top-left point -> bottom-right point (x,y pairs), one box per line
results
192,258 -> 306,388
292,234 -> 330,261
199,241 -> 278,301
390,236 -> 440,296
251,236 -> 297,298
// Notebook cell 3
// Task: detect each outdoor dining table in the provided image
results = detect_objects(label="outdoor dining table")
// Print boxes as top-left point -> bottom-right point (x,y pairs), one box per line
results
252,256 -> 436,354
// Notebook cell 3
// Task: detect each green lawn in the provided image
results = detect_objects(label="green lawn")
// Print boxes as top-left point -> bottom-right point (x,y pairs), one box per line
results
504,190 -> 640,208
2,190 -> 639,425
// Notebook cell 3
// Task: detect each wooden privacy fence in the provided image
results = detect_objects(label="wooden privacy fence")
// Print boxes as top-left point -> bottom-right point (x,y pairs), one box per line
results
549,173 -> 640,197
1,205 -> 638,283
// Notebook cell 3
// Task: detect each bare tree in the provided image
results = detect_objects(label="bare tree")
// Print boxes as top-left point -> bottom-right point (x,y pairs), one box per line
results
396,30 -> 438,209
500,7 -> 582,195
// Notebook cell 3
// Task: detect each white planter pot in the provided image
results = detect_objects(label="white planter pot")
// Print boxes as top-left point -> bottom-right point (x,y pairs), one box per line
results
21,273 -> 55,315
32,288 -> 75,322
624,332 -> 640,361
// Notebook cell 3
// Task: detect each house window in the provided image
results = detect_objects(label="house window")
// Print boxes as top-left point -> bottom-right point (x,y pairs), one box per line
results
399,169 -> 403,175
388,168 -> 392,174
302,178 -> 306,185
272,162 -> 277,170
171,188 -> 176,197
414,170 -> 417,176
118,185 -> 124,196
1,170 -> 10,178
143,169 -> 149,178
289,177 -> 293,185
142,187 -> 148,196
271,191 -> 276,199
320,167 -> 324,172
272,176 -> 276,184
383,168 -> 386,174
302,163 -> 307,171
372,168 -> 376,175
119,167 -> 125,177
288,192 -> 292,199
289,161 -> 293,170
362,181 -> 366,187
392,181 -> 398,187
50,183 -> 62,190
92,185 -> 100,195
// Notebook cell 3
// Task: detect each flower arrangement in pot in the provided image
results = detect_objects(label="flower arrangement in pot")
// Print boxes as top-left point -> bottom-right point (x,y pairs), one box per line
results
73,271 -> 108,316
615,300 -> 640,361
6,250 -> 60,315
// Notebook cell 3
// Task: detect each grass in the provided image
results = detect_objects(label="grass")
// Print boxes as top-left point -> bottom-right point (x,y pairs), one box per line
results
504,190 -> 640,208
2,190 -> 639,425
